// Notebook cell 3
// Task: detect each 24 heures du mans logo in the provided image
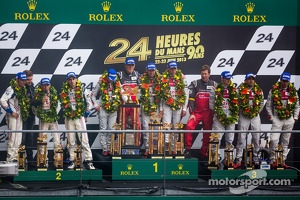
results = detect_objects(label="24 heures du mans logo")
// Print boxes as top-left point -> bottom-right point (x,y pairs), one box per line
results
161,2 -> 195,23
89,1 -> 123,22
233,2 -> 267,23
14,0 -> 50,21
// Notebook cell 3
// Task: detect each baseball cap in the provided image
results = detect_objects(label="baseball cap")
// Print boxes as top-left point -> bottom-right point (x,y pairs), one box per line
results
16,72 -> 27,80
245,73 -> 255,80
40,78 -> 51,85
125,57 -> 135,65
167,60 -> 177,68
108,68 -> 117,82
66,72 -> 76,80
146,62 -> 156,71
280,72 -> 291,81
221,71 -> 232,79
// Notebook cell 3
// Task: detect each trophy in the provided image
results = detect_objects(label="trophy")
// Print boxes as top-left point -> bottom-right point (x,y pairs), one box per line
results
274,144 -> 284,170
244,143 -> 254,170
111,123 -> 122,155
258,136 -> 271,169
18,145 -> 26,171
122,85 -> 139,104
174,123 -> 184,156
149,112 -> 163,155
74,145 -> 82,170
37,133 -> 48,171
224,144 -> 234,170
208,133 -> 220,170
162,123 -> 173,157
119,85 -> 141,156
54,145 -> 64,171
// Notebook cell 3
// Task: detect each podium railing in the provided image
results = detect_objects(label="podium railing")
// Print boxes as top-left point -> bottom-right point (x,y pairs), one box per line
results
1,129 -> 300,198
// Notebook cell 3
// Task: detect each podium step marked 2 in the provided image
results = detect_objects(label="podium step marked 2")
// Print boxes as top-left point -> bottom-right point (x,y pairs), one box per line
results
14,169 -> 102,182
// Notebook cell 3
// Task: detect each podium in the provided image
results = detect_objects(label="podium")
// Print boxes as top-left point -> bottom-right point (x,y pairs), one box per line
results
112,158 -> 198,180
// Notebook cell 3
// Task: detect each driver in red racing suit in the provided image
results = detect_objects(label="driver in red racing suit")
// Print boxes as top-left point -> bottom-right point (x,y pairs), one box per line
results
184,65 -> 217,159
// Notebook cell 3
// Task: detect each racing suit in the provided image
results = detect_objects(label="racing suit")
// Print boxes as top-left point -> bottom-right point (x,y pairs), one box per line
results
22,83 -> 42,165
235,86 -> 264,164
265,87 -> 299,163
64,90 -> 93,162
0,86 -> 24,162
91,81 -> 121,153
140,73 -> 161,151
37,87 -> 61,159
209,84 -> 237,159
161,74 -> 189,152
185,79 -> 217,158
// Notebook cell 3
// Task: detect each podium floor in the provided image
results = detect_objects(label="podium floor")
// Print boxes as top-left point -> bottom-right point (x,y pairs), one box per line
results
1,164 -> 300,198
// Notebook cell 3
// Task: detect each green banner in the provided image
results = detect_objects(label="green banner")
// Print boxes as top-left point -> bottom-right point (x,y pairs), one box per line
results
112,158 -> 198,180
0,0 -> 298,25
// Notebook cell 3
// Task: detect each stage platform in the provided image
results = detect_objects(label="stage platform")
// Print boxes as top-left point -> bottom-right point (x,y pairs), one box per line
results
1,163 -> 300,199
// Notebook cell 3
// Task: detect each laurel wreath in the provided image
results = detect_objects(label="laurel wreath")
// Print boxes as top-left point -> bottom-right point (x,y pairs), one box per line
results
214,80 -> 239,126
139,70 -> 161,115
271,81 -> 298,119
35,85 -> 59,123
60,80 -> 85,120
98,70 -> 122,113
239,82 -> 263,119
9,79 -> 30,121
161,69 -> 186,111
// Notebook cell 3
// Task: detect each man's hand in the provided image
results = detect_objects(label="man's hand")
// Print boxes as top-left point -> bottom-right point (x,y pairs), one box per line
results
181,110 -> 186,118
12,112 -> 19,119
95,106 -> 100,112
188,114 -> 196,121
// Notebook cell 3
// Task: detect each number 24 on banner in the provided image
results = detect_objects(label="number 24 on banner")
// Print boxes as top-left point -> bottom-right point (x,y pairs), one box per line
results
104,37 -> 152,64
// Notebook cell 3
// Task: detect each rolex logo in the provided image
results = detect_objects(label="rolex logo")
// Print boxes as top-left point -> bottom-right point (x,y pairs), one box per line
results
127,164 -> 133,170
27,0 -> 37,11
178,164 -> 183,170
245,2 -> 255,14
102,1 -> 111,12
174,2 -> 183,13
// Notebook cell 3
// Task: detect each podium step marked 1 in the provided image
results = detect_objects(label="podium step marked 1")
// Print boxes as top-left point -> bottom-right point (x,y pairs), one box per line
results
112,158 -> 198,180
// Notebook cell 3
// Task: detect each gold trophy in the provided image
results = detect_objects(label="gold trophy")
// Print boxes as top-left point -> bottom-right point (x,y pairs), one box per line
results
37,133 -> 48,171
54,145 -> 64,171
149,112 -> 163,156
111,123 -> 122,155
74,145 -> 82,170
162,123 -> 173,157
224,144 -> 234,170
208,133 -> 220,170
274,144 -> 284,170
18,145 -> 26,171
244,144 -> 254,170
174,123 -> 184,157
122,85 -> 139,104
